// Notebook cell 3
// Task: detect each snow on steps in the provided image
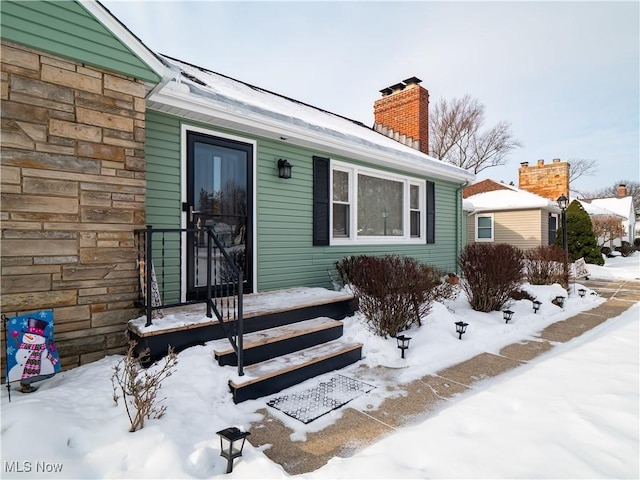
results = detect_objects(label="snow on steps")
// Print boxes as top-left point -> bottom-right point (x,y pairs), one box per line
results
228,338 -> 363,403
214,317 -> 344,366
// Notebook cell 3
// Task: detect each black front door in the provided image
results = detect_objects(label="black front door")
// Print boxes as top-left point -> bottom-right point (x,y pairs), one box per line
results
186,132 -> 252,298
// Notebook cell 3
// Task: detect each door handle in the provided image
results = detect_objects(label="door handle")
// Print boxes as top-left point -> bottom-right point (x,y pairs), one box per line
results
189,206 -> 201,223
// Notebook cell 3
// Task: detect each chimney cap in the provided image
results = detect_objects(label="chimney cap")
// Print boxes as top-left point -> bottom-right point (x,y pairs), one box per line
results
389,82 -> 406,92
379,87 -> 393,96
403,76 -> 422,85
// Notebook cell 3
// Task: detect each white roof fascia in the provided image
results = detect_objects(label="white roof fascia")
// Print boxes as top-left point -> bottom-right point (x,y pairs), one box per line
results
148,84 -> 475,184
82,0 -> 166,80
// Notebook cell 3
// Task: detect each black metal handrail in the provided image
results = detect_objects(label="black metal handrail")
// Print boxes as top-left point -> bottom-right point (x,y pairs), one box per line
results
135,225 -> 244,375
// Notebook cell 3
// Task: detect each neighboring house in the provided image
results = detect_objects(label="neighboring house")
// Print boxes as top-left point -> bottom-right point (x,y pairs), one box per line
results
1,1 -> 475,369
1,0 -> 165,371
579,185 -> 637,246
463,179 -> 561,250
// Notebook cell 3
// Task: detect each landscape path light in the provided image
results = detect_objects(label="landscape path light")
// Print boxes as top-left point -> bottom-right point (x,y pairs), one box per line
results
502,309 -> 514,323
217,427 -> 251,474
578,288 -> 586,298
555,295 -> 566,308
454,321 -> 468,340
396,334 -> 411,359
532,300 -> 542,314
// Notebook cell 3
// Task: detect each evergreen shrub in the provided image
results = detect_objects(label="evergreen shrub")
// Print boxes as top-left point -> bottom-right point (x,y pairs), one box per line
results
554,200 -> 604,265
459,243 -> 524,312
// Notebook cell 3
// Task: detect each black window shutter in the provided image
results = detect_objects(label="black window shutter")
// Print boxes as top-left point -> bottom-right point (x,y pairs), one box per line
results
313,156 -> 330,246
426,181 -> 435,244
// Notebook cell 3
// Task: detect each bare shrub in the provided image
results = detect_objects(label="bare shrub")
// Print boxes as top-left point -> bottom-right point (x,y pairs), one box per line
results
525,245 -> 565,285
111,341 -> 178,432
459,243 -> 524,312
338,255 -> 444,338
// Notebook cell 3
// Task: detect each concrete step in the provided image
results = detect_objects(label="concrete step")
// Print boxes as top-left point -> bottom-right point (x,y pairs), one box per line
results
229,339 -> 363,403
214,317 -> 343,366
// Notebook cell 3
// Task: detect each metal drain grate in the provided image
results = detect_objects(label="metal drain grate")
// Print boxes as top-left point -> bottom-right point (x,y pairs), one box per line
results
267,374 -> 375,424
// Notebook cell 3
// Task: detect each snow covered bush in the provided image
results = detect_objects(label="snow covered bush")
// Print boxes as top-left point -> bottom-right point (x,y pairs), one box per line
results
459,243 -> 524,312
111,342 -> 178,432
336,255 -> 445,338
524,245 -> 565,285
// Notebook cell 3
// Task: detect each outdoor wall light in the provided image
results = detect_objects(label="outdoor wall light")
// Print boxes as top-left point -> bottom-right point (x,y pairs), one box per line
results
277,158 -> 292,179
555,295 -> 566,308
502,309 -> 514,323
454,321 -> 469,340
216,427 -> 251,474
396,334 -> 412,359
578,288 -> 586,298
532,300 -> 542,314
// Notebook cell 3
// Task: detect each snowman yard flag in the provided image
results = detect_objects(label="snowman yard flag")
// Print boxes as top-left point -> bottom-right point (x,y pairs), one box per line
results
3,309 -> 61,397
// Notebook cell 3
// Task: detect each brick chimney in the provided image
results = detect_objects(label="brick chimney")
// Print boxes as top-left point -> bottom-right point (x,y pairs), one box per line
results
518,158 -> 570,201
617,184 -> 627,197
374,77 -> 429,154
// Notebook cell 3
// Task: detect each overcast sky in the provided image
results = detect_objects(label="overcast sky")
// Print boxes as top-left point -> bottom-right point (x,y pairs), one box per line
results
102,0 -> 639,195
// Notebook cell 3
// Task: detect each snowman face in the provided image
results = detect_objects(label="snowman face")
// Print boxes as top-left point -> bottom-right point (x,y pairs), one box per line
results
23,333 -> 45,345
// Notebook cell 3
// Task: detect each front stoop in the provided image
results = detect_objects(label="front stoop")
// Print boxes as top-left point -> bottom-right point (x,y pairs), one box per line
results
229,340 -> 363,403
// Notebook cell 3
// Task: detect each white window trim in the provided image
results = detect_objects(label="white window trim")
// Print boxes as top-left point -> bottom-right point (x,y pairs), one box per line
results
330,160 -> 426,245
475,213 -> 494,242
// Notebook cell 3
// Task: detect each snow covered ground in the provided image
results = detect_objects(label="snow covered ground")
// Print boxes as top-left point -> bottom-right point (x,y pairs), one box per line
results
2,254 -> 638,479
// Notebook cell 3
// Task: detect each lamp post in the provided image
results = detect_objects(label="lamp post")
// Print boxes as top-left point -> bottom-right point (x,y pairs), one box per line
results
557,194 -> 569,289
454,321 -> 468,340
217,427 -> 251,474
396,334 -> 411,358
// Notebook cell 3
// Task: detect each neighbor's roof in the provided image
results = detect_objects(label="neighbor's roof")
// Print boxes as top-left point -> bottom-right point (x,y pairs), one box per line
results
463,183 -> 560,212
587,196 -> 635,220
577,199 -> 625,218
146,55 -> 475,184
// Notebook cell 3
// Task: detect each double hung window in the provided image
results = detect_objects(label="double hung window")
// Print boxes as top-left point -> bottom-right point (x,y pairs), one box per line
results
475,214 -> 494,241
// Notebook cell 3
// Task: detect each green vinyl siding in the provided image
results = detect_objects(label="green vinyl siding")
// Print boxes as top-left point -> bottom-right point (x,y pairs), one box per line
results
1,0 -> 160,82
145,110 -> 464,296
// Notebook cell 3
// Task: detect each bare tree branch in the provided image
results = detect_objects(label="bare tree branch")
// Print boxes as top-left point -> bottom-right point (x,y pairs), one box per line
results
568,158 -> 598,183
429,95 -> 521,174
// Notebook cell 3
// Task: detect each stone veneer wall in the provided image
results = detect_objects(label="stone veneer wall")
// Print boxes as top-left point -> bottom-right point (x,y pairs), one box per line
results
1,41 -> 147,371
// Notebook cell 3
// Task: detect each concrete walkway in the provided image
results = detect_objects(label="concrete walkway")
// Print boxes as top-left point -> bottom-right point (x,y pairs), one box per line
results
247,279 -> 640,475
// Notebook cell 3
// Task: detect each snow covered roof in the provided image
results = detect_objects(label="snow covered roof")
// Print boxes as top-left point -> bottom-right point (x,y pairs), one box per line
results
577,199 -> 625,218
587,196 -> 634,221
147,55 -> 475,184
463,183 -> 560,213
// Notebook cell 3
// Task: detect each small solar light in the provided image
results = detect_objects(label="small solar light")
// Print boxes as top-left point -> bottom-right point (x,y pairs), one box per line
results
578,288 -> 586,298
396,334 -> 412,359
532,300 -> 542,314
455,321 -> 469,340
502,309 -> 514,323
555,295 -> 566,308
217,427 -> 250,473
